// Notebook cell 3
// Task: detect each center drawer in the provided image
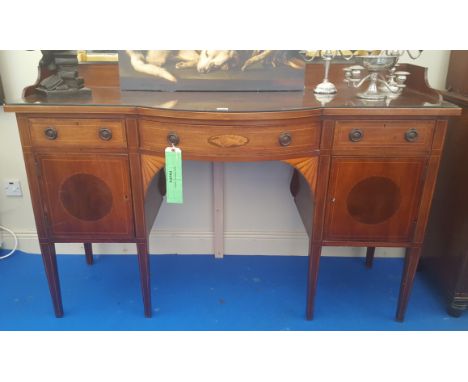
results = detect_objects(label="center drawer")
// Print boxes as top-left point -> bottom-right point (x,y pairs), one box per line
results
139,119 -> 320,160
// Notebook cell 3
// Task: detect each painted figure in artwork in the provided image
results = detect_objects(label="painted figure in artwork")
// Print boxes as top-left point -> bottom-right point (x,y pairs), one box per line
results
125,50 -> 305,83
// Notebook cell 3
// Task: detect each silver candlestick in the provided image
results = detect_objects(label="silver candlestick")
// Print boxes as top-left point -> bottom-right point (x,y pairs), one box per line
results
301,50 -> 357,95
301,50 -> 364,94
314,50 -> 337,94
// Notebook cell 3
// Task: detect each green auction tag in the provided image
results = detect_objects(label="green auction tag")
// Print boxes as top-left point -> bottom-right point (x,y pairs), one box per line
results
165,146 -> 183,204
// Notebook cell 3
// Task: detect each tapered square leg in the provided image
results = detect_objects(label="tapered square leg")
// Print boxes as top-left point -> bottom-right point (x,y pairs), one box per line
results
39,242 -> 64,318
137,242 -> 152,318
396,247 -> 421,322
306,245 -> 322,320
366,247 -> 375,268
84,243 -> 93,265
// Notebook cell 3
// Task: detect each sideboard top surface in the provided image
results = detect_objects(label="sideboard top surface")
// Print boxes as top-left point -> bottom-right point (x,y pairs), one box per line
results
4,87 -> 460,118
3,62 -> 461,117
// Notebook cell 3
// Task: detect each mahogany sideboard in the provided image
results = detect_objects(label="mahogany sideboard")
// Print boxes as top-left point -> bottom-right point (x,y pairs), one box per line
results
4,63 -> 461,321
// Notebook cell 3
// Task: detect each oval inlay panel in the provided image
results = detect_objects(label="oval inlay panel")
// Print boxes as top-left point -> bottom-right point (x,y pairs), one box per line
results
60,173 -> 113,221
208,134 -> 249,148
346,176 -> 401,225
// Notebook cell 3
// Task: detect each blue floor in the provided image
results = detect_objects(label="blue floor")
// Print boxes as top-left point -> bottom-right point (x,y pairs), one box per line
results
1,251 -> 467,330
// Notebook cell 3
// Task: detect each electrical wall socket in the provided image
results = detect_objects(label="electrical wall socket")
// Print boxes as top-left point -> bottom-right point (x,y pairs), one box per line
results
3,179 -> 23,196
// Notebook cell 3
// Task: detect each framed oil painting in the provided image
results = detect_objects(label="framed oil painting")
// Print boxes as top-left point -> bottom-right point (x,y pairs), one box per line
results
118,50 -> 307,91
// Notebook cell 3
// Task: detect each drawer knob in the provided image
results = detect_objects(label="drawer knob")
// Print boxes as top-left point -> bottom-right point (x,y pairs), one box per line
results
405,128 -> 419,142
44,127 -> 58,140
99,128 -> 113,141
349,129 -> 364,142
167,132 -> 180,146
279,132 -> 292,146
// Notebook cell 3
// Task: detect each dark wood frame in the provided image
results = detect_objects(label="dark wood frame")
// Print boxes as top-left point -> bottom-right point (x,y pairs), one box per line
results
420,93 -> 468,317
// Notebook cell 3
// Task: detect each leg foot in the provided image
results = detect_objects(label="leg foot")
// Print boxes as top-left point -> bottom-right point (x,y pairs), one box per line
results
365,247 -> 375,268
447,302 -> 466,318
39,242 -> 64,318
84,243 -> 93,265
395,247 -> 421,322
306,245 -> 322,320
416,259 -> 425,273
137,242 -> 152,318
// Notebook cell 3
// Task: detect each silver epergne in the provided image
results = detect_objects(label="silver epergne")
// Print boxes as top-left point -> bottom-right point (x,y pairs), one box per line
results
344,55 -> 410,100
343,50 -> 422,100
301,50 -> 423,100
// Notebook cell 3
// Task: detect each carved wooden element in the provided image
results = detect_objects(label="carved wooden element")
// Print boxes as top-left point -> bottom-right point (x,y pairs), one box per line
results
283,157 -> 319,194
141,154 -> 165,196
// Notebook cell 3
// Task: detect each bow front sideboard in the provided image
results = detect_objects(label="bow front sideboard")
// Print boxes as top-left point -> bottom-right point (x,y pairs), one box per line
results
4,63 -> 461,321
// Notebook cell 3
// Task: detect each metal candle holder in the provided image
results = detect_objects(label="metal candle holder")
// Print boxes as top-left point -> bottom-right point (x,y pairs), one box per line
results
342,50 -> 422,100
301,50 -> 356,95
313,51 -> 337,94
343,55 -> 411,100
301,50 -> 423,99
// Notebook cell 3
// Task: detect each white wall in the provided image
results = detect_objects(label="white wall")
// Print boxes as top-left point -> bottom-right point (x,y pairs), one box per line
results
0,51 -> 42,253
399,50 -> 450,90
0,50 -> 451,257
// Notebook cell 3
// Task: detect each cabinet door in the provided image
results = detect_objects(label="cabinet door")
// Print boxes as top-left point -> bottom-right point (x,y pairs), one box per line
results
37,154 -> 134,239
324,157 -> 426,243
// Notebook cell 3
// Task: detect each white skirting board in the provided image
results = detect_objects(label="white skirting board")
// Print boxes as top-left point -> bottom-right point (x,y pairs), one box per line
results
1,229 -> 405,257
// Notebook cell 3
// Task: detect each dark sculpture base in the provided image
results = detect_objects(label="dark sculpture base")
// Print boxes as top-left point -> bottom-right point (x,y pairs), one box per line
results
36,87 -> 92,98
27,51 -> 92,99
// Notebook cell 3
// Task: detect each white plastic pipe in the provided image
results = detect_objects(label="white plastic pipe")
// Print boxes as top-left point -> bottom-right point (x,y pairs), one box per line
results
0,225 -> 18,260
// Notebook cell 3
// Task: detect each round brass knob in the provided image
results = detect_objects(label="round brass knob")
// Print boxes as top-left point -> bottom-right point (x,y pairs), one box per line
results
405,128 -> 419,142
349,129 -> 364,142
279,132 -> 292,146
167,132 -> 180,146
44,127 -> 58,140
99,128 -> 113,141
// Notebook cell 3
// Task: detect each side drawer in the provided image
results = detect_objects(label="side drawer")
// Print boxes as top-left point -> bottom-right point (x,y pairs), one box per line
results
139,119 -> 320,160
29,118 -> 127,148
333,120 -> 435,152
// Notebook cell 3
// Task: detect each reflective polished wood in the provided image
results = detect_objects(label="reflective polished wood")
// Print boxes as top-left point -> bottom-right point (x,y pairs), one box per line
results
4,62 -> 461,321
